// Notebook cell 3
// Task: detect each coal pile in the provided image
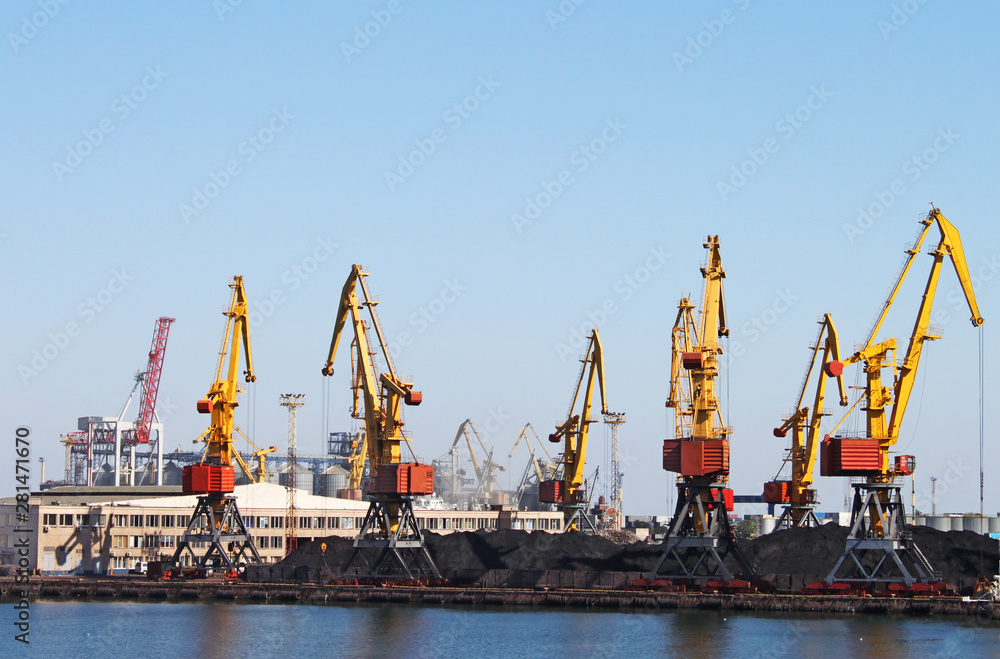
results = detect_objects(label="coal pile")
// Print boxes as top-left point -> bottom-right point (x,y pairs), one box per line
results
910,525 -> 999,582
424,529 -> 634,572
744,523 -> 849,576
275,524 -> 998,584
279,535 -> 355,571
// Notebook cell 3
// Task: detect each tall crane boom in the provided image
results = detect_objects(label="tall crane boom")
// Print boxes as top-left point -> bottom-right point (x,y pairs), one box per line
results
126,316 -> 175,446
766,314 -> 847,529
652,235 -> 756,583
173,276 -> 263,573
323,265 -> 439,579
825,207 -> 984,481
540,328 -> 611,531
822,207 -> 984,588
322,265 -> 427,494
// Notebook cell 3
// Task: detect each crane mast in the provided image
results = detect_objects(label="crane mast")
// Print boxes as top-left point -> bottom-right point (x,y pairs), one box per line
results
540,329 -> 612,532
651,236 -> 755,583
172,276 -> 263,573
822,207 -> 984,587
766,314 -> 847,529
323,265 -> 439,580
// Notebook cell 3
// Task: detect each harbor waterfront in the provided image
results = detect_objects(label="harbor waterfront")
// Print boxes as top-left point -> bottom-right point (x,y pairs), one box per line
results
6,599 -> 999,658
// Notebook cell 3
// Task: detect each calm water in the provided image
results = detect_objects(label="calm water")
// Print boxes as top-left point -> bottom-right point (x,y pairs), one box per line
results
8,601 -> 1000,658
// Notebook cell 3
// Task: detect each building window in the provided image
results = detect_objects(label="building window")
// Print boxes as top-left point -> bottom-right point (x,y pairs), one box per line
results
314,517 -> 325,530
129,536 -> 143,548
43,514 -> 57,526
245,517 -> 255,528
59,514 -> 73,526
552,519 -> 560,530
328,517 -> 340,530
271,517 -> 284,529
113,514 -> 128,528
145,515 -> 159,527
427,518 -> 438,530
113,536 -> 127,549
342,517 -> 354,530
177,516 -> 190,528
160,535 -> 175,549
257,516 -> 269,529
477,518 -> 487,530
161,515 -> 175,528
129,515 -> 144,528
271,536 -> 283,549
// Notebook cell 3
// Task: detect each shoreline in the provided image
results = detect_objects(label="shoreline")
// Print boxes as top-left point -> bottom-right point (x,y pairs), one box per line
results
4,577 -> 997,623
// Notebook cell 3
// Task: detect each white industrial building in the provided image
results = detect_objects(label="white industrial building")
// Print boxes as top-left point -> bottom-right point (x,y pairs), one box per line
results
0,483 -> 564,574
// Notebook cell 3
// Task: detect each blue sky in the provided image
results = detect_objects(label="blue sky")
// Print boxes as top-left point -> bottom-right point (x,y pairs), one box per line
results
2,1 -> 998,517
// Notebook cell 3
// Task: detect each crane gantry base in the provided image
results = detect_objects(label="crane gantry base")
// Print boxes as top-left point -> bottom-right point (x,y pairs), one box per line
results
825,483 -> 936,586
773,506 -> 821,532
340,496 -> 441,579
171,494 -> 262,571
650,482 -> 755,583
561,504 -> 597,534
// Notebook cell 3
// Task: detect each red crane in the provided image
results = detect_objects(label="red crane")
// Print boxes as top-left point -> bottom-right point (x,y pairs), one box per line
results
126,317 -> 175,446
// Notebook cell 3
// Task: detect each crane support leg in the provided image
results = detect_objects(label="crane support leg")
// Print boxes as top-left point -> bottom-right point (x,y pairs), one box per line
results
773,506 -> 821,531
650,482 -> 755,582
825,483 -> 936,586
561,504 -> 597,534
341,496 -> 440,579
171,495 -> 262,571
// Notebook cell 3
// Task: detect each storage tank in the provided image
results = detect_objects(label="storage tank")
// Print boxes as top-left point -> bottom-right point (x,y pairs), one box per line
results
927,515 -> 951,532
963,516 -> 985,534
279,463 -> 313,493
759,516 -> 778,535
317,464 -> 349,496
989,516 -> 1000,533
950,516 -> 965,531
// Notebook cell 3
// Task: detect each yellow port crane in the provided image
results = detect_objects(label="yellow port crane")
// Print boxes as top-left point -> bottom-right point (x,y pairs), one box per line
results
322,265 -> 439,579
172,276 -> 263,571
651,235 -> 755,583
765,313 -> 848,529
540,328 -> 610,532
823,206 -> 984,587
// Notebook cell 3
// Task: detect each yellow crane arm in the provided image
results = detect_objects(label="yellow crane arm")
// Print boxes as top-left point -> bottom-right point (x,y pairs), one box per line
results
557,329 -> 609,492
200,276 -> 256,469
889,209 -> 984,439
322,265 -> 419,485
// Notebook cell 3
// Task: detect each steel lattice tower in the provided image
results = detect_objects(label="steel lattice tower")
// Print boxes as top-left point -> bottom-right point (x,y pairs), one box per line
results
280,394 -> 306,556
604,413 -> 626,530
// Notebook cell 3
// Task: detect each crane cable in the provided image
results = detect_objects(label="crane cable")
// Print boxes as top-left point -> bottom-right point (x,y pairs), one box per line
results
979,325 -> 985,517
